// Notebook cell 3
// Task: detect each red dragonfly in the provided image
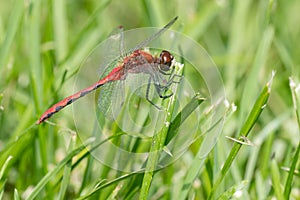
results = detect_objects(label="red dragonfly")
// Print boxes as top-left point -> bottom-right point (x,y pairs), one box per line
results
37,17 -> 178,124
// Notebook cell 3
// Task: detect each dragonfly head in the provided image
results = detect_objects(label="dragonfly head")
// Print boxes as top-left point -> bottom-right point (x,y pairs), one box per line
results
159,50 -> 174,71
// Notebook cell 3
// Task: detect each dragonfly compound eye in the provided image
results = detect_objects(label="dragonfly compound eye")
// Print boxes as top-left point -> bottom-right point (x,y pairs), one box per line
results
159,50 -> 174,71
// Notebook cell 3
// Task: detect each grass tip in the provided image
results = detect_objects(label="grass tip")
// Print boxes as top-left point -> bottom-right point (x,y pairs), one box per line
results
225,136 -> 256,146
163,146 -> 173,157
224,99 -> 237,112
231,103 -> 237,112
233,190 -> 243,198
86,137 -> 96,143
224,99 -> 230,108
164,121 -> 170,127
289,77 -> 300,93
289,77 -> 296,88
172,58 -> 184,71
267,70 -> 275,91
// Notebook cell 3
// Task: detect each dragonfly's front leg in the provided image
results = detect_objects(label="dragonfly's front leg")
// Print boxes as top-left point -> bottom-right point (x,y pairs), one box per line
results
146,76 -> 162,109
152,76 -> 174,99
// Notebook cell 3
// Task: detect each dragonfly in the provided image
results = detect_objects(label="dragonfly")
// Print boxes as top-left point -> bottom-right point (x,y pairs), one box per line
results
37,16 -> 179,124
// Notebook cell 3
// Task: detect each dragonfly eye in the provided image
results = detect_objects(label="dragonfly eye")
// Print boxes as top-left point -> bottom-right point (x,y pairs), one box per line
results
159,50 -> 174,71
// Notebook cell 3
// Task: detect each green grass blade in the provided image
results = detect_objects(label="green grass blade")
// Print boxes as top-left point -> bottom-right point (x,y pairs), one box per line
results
60,29 -> 105,81
57,134 -> 76,200
109,94 -> 204,200
289,77 -> 300,131
76,121 -> 118,196
178,102 -> 228,200
77,150 -> 94,195
52,0 -> 68,62
14,188 -> 20,200
28,0 -> 42,111
0,156 -> 12,196
48,133 -> 125,199
26,139 -> 95,200
0,127 -> 36,170
139,62 -> 184,200
0,189 -> 3,200
208,72 -> 274,199
239,73 -> 274,138
271,159 -> 285,200
284,78 -> 300,199
0,0 -> 23,72
274,39 -> 294,71
239,26 -> 274,124
284,142 -> 300,198
76,170 -> 143,200
26,133 -> 123,200
165,94 -> 205,145
244,111 -> 289,192
142,0 -> 164,25
0,181 -> 5,199
187,2 -> 220,39
1,1 -> 300,199
225,0 -> 251,93
0,155 -> 12,181
216,180 -> 248,200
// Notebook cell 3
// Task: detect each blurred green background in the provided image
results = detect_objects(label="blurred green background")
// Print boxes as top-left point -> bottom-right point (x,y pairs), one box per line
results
0,0 -> 299,199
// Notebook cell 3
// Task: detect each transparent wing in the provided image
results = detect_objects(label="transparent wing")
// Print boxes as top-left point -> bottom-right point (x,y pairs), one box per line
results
128,17 -> 178,53
96,27 -> 125,79
98,79 -> 125,120
95,26 -> 126,119
95,17 -> 178,119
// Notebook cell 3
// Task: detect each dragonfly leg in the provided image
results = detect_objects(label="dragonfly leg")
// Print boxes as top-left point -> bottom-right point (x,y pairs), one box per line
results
158,66 -> 182,80
153,78 -> 174,99
146,76 -> 162,109
145,71 -> 181,109
157,74 -> 180,90
169,74 -> 182,84
167,72 -> 182,84
159,67 -> 182,86
159,69 -> 173,76
155,83 -> 174,99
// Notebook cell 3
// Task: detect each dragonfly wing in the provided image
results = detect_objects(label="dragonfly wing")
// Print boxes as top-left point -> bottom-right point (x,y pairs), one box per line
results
94,27 -> 125,80
128,17 -> 178,53
108,26 -> 126,57
98,80 -> 124,119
